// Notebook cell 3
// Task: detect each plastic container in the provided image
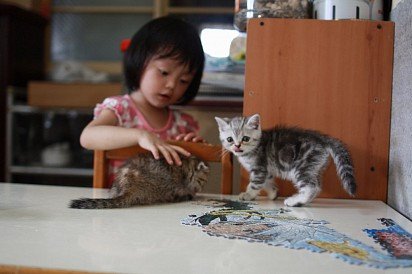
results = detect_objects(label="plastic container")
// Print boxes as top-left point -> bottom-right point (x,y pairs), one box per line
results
234,0 -> 310,32
313,0 -> 383,20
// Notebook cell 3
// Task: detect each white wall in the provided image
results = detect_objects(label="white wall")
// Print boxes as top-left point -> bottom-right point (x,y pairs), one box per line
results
391,0 -> 402,10
388,0 -> 412,219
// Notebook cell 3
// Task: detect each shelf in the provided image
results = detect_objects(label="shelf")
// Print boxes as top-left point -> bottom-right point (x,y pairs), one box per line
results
52,5 -> 233,15
53,6 -> 154,14
6,86 -> 95,184
168,7 -> 233,14
10,104 -> 93,115
183,96 -> 243,110
10,166 -> 93,177
27,81 -> 243,109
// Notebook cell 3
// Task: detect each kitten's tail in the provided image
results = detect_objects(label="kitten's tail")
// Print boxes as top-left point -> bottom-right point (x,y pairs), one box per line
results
326,138 -> 357,196
69,193 -> 136,209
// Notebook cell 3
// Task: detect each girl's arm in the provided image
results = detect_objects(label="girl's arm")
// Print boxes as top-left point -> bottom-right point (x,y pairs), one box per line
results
80,109 -> 190,165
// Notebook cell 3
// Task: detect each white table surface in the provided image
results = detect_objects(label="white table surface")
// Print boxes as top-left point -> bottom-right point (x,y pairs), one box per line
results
0,183 -> 411,274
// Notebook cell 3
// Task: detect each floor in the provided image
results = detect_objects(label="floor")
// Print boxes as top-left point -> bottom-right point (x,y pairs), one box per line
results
0,183 -> 411,274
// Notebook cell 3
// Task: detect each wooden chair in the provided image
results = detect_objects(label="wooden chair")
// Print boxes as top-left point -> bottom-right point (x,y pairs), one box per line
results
93,141 -> 233,194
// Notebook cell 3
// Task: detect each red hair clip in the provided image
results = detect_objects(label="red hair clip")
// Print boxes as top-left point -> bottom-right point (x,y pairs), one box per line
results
120,39 -> 131,52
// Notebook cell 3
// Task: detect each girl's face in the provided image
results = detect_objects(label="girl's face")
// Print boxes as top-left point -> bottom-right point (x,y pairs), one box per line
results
137,57 -> 195,108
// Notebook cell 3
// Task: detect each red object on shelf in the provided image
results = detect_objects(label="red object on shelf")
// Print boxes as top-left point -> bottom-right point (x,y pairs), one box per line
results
120,39 -> 131,52
39,0 -> 51,19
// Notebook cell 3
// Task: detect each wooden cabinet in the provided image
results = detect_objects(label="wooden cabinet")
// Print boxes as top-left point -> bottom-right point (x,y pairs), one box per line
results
6,82 -> 122,186
243,19 -> 394,201
0,4 -> 48,181
6,87 -> 95,186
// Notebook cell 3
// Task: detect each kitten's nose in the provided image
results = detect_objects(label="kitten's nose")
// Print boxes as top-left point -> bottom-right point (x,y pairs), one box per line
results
234,144 -> 241,148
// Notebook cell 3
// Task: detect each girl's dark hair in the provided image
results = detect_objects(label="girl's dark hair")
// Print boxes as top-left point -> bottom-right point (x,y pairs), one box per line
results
123,16 -> 205,105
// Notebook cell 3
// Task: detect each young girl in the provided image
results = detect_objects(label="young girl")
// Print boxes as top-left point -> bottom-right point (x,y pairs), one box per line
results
80,16 -> 205,182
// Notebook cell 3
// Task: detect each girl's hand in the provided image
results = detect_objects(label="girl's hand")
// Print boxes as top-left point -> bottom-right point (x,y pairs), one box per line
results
137,130 -> 191,165
175,132 -> 206,143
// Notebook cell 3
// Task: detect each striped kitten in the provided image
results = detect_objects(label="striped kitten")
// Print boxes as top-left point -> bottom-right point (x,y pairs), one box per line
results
215,114 -> 356,207
70,154 -> 209,209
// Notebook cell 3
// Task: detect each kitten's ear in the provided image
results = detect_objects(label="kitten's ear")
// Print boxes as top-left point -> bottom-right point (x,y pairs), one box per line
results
197,161 -> 209,171
215,117 -> 230,130
246,114 -> 260,129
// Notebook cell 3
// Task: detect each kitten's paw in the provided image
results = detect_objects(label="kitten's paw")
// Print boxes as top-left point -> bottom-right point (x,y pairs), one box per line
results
284,196 -> 305,207
239,192 -> 256,201
266,190 -> 278,200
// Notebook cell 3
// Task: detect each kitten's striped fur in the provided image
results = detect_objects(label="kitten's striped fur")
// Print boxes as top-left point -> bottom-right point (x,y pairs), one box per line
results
69,154 -> 209,209
215,114 -> 356,207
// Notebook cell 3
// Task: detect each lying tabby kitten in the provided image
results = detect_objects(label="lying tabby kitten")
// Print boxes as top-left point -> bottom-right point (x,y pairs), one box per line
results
215,114 -> 356,207
70,154 -> 209,209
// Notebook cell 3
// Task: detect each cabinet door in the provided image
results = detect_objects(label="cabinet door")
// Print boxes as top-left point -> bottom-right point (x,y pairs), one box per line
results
243,19 -> 394,201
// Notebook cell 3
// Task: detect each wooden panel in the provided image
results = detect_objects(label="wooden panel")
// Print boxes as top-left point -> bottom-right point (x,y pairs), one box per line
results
243,19 -> 394,201
28,81 -> 122,108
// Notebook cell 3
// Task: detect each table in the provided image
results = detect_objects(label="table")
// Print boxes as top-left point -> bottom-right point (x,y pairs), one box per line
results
0,183 -> 411,274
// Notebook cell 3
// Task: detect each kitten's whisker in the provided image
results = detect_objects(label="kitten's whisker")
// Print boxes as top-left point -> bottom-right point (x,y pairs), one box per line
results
208,147 -> 225,158
218,148 -> 230,158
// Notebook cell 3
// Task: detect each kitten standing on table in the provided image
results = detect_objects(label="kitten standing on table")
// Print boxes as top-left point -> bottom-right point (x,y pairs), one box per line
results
70,17 -> 208,209
215,114 -> 356,207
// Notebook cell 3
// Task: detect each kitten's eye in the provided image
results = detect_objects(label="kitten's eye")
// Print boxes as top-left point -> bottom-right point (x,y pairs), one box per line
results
226,137 -> 233,143
242,136 -> 250,142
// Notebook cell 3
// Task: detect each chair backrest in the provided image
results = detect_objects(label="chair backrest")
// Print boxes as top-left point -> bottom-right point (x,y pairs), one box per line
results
93,141 -> 233,194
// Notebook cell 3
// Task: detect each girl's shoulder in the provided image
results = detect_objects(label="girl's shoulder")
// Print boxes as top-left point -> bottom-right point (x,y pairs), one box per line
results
96,94 -> 137,112
100,94 -> 130,107
94,95 -> 143,127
